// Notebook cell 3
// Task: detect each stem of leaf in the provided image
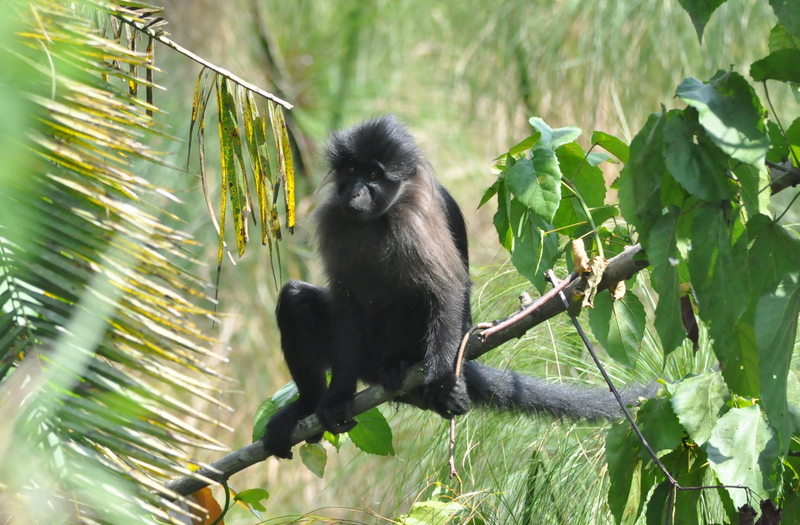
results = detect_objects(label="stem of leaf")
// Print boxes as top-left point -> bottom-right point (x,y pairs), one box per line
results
561,180 -> 605,259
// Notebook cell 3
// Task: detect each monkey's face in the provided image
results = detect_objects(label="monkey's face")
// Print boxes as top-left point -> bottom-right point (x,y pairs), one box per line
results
333,162 -> 405,220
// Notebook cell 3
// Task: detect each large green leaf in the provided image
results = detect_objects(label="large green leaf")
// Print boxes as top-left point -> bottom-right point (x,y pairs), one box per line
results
756,271 -> 800,454
689,205 -> 753,395
750,49 -> 800,83
677,0 -> 726,41
349,407 -> 395,456
676,72 -> 769,169
667,372 -> 729,446
706,405 -> 781,509
617,112 -> 668,246
606,421 -> 642,525
556,141 -> 606,207
588,290 -> 646,369
635,397 -> 684,458
648,211 -> 686,355
663,109 -> 735,201
529,117 -> 581,150
506,148 -> 562,223
508,199 -> 558,293
769,0 -> 800,41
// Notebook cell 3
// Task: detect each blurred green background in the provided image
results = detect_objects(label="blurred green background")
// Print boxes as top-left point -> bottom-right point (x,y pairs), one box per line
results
143,0 -> 788,520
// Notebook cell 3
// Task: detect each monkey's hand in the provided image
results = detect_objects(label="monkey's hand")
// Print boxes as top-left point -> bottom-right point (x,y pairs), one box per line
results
422,374 -> 470,419
262,401 -> 312,460
316,392 -> 358,435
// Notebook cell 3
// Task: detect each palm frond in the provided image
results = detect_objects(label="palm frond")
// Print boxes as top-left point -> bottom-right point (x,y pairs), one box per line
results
0,1 -> 243,523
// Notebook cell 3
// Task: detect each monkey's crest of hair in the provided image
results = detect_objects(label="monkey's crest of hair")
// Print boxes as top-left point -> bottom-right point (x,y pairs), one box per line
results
325,115 -> 422,182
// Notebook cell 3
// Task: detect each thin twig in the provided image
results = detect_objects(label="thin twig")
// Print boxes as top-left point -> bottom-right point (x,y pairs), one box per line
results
545,270 -> 678,486
449,323 -> 491,478
114,15 -> 293,110
479,273 -> 576,339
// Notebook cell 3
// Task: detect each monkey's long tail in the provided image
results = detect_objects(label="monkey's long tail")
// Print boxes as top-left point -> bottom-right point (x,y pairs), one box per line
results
462,361 -> 658,420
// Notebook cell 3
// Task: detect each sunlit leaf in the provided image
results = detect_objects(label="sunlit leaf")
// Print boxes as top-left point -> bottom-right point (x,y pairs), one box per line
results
676,72 -> 769,169
667,372 -> 729,446
588,290 -> 645,368
299,443 -> 327,478
348,407 -> 394,456
706,405 -> 780,509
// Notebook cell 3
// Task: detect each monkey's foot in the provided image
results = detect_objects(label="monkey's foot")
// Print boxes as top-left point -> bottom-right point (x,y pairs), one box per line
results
422,374 -> 470,418
262,401 -> 312,459
377,361 -> 410,392
316,395 -> 358,434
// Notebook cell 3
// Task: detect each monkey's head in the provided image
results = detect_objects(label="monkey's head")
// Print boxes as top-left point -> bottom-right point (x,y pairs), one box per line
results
325,115 -> 424,221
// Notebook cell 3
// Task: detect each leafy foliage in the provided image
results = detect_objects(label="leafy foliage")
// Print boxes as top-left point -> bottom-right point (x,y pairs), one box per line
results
481,3 -> 800,521
0,0 -> 291,523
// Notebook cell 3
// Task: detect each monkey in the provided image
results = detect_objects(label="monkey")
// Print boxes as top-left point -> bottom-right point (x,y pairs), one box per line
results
263,115 -> 652,459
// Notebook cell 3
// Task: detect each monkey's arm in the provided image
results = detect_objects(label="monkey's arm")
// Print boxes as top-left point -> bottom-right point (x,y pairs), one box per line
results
316,295 -> 362,433
419,294 -> 471,417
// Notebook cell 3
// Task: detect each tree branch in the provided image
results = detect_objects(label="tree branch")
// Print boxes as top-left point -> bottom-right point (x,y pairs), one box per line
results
768,160 -> 800,194
114,9 -> 293,110
164,244 -> 648,497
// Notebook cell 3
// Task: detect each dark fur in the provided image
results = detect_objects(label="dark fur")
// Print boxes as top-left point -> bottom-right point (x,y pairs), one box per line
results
263,116 -> 647,459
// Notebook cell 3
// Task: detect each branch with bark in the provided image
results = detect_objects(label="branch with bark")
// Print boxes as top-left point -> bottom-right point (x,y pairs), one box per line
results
164,244 -> 648,497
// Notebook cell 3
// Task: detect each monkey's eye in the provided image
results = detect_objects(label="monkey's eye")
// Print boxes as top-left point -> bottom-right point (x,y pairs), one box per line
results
368,170 -> 379,181
346,166 -> 356,174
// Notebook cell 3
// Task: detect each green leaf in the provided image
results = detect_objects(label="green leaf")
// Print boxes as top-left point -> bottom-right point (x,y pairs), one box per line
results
636,397 -> 685,457
748,215 -> 800,298
756,271 -> 800,454
506,149 -> 562,223
235,488 -> 269,512
493,180 -> 513,252
509,199 -> 558,294
478,178 -> 500,209
251,381 -> 298,441
617,112 -> 668,246
663,109 -> 735,201
689,205 -> 753,394
735,164 -> 772,218
507,131 -> 542,157
606,421 -> 641,525
299,442 -> 327,478
552,196 -> 584,238
667,372 -> 729,446
788,370 -> 800,434
676,71 -> 769,169
788,117 -> 800,165
750,49 -> 800,84
768,23 -> 800,52
587,152 -> 614,166
557,141 -> 606,207
706,404 -> 781,509
591,131 -> 630,163
645,481 -> 671,525
217,78 -> 248,257
649,211 -> 686,355
397,499 -> 468,525
348,407 -> 395,456
770,0 -> 800,41
767,121 -> 790,163
529,117 -> 581,150
658,447 -> 707,525
676,0 -> 726,41
588,290 -> 645,369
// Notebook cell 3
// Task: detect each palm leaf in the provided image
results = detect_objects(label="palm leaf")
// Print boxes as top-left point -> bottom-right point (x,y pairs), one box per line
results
0,1 -> 251,523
